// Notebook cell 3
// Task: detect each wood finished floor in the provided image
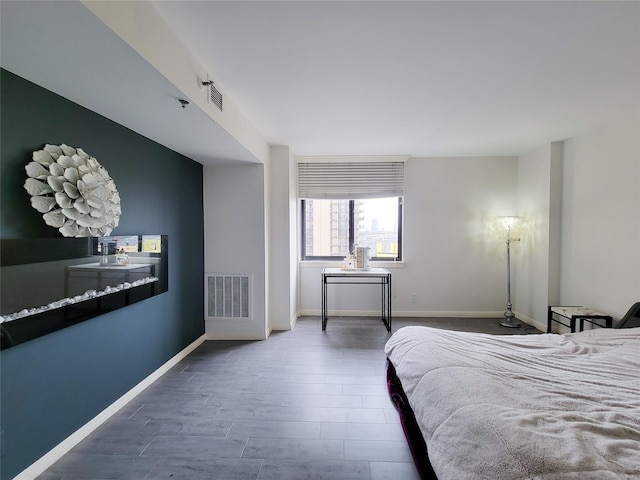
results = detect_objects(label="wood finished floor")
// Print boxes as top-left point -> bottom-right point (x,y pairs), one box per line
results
38,316 -> 540,480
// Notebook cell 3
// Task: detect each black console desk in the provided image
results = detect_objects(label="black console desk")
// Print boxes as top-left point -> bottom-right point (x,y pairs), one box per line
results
321,267 -> 392,332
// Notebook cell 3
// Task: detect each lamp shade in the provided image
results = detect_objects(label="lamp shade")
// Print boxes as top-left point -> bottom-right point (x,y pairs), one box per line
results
493,216 -> 525,241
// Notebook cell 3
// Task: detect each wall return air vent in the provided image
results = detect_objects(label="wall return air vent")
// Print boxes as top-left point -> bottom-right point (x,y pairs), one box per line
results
205,274 -> 251,320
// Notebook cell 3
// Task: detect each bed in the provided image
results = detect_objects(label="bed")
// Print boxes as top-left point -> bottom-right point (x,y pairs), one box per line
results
384,305 -> 640,480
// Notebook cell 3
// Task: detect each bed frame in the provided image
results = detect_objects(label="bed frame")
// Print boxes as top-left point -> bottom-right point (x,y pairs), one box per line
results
386,360 -> 438,480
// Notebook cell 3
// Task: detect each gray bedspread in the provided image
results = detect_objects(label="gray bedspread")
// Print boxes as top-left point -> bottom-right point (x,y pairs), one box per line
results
384,326 -> 640,480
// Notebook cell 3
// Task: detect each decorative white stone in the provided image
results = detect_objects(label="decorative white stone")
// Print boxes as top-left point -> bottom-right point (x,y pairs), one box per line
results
85,195 -> 103,208
90,208 -> 104,218
55,192 -> 73,208
46,175 -> 65,192
82,172 -> 99,188
25,161 -> 49,179
44,144 -> 62,157
49,162 -> 64,176
60,144 -> 76,156
24,178 -> 47,196
59,223 -> 78,237
57,155 -> 75,168
33,149 -> 54,165
76,148 -> 90,160
1,274 -> 160,322
61,208 -> 81,220
64,166 -> 79,183
25,144 -> 121,237
76,215 -> 93,227
43,210 -> 66,228
92,184 -> 108,201
30,196 -> 56,213
63,182 -> 79,199
74,199 -> 91,214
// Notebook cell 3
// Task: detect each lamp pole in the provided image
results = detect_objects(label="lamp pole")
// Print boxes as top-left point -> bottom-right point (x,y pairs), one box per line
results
500,236 -> 521,328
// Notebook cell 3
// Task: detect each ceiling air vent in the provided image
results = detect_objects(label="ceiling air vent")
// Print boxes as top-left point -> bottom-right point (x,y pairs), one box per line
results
203,80 -> 223,111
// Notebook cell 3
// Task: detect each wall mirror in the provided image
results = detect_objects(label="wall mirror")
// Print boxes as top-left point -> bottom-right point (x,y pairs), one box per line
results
1,234 -> 168,349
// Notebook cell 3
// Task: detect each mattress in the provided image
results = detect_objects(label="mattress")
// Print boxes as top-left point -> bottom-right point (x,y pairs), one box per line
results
384,326 -> 640,480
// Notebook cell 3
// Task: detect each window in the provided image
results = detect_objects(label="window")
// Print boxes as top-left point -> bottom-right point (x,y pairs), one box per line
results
301,197 -> 403,261
298,158 -> 405,262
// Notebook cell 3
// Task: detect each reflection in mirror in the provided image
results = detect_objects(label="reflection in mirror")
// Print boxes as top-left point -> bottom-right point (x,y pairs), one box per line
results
0,235 -> 168,349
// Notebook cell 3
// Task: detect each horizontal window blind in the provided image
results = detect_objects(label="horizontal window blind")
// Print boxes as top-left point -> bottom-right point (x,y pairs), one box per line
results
298,162 -> 404,199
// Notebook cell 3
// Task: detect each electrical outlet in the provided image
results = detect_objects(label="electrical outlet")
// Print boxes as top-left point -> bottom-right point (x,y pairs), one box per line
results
410,293 -> 417,303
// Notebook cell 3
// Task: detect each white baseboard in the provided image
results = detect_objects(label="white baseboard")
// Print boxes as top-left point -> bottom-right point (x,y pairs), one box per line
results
289,312 -> 298,329
13,334 -> 206,480
392,310 -> 505,318
299,309 -> 505,318
299,309 -> 547,331
204,332 -> 268,340
514,311 -> 546,332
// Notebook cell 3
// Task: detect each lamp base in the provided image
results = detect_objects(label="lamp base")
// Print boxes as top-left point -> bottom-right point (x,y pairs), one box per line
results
499,308 -> 521,328
499,318 -> 521,328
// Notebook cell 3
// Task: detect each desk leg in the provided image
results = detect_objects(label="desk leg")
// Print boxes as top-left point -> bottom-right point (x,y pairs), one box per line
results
380,281 -> 385,328
388,275 -> 392,332
322,275 -> 327,331
381,275 -> 391,333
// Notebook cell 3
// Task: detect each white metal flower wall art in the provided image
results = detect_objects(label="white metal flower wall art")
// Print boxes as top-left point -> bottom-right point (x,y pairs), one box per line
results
24,144 -> 121,237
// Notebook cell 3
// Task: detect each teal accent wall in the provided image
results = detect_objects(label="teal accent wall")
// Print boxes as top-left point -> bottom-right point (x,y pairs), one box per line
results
0,69 -> 205,479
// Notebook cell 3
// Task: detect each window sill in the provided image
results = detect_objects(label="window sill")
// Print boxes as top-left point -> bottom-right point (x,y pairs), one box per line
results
299,260 -> 405,269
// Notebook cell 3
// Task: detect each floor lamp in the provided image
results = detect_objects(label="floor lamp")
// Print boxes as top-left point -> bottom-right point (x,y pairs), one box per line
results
495,216 -> 524,328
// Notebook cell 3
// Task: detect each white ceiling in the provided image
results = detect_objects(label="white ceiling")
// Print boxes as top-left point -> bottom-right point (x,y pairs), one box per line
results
151,0 -> 640,157
2,1 -> 639,163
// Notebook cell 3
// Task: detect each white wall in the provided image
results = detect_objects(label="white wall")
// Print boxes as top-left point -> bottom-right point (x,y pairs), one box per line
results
202,116 -> 638,336
289,149 -> 300,326
268,146 -> 299,331
515,142 -> 563,329
299,156 -> 519,317
559,115 -> 640,320
203,163 -> 267,339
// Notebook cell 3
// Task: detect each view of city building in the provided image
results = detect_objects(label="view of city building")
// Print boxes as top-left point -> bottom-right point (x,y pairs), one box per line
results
304,198 -> 400,259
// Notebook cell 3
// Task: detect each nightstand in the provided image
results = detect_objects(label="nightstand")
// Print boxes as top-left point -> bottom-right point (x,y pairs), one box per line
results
547,306 -> 613,333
